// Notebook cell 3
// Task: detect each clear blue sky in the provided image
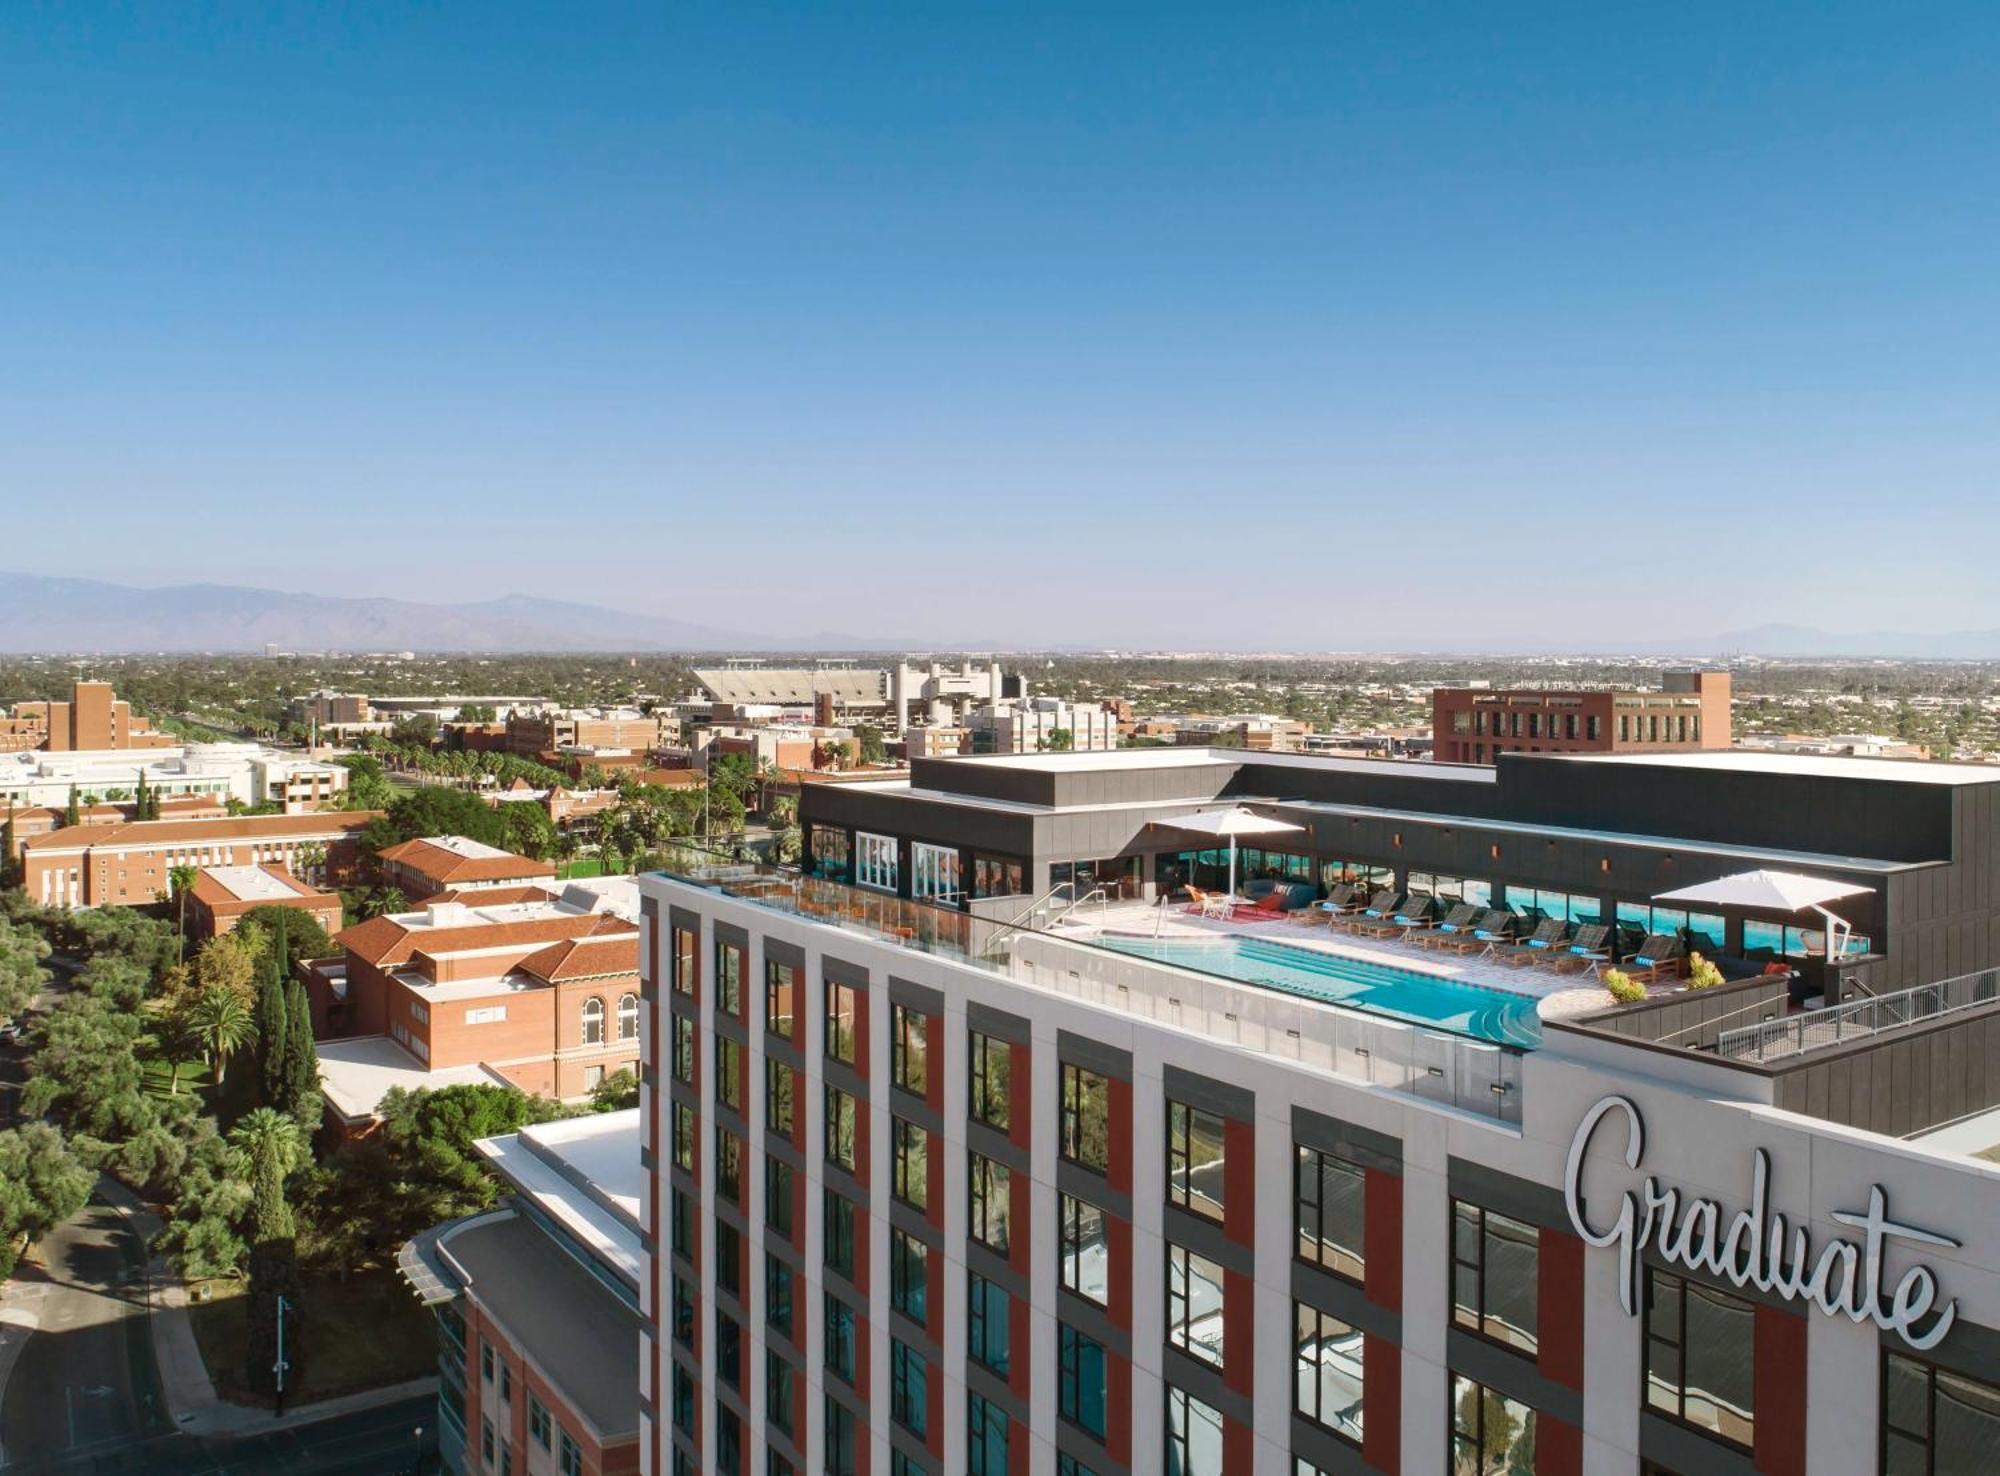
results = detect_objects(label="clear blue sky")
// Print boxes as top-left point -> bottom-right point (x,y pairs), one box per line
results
4,3 -> 1997,648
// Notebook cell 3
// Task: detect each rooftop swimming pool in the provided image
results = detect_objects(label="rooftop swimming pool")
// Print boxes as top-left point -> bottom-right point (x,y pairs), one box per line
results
1091,934 -> 1543,1048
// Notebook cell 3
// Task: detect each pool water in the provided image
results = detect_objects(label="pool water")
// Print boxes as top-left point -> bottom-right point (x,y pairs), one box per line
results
1092,934 -> 1543,1048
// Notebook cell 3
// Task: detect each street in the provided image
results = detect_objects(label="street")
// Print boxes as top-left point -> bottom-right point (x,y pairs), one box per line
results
1,1394 -> 438,1475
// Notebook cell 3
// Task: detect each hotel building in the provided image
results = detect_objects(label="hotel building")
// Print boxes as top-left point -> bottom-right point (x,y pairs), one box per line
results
631,745 -> 2000,1476
1431,673 -> 1732,766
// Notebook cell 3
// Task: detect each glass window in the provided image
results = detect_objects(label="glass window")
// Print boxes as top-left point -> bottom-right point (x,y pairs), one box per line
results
715,1037 -> 743,1112
715,1219 -> 741,1297
810,824 -> 851,882
854,831 -> 899,892
825,1395 -> 857,1476
1059,1192 -> 1109,1304
1059,1323 -> 1109,1440
972,854 -> 1026,899
672,1103 -> 695,1171
968,1395 -> 1010,1476
824,978 -> 858,1064
824,1190 -> 856,1279
890,1229 -> 928,1326
1295,1145 -> 1366,1282
716,939 -> 744,1017
892,1002 -> 929,1096
1166,1099 -> 1226,1221
891,1339 -> 929,1438
764,1253 -> 792,1337
766,1059 -> 795,1135
968,1272 -> 1011,1375
716,1125 -> 744,1205
617,991 -> 639,1041
893,1117 -> 930,1211
824,1296 -> 857,1383
1646,1267 -> 1755,1449
765,957 -> 797,1038
1451,1374 -> 1536,1475
671,1015 -> 694,1083
1883,1350 -> 2000,1475
671,1365 -> 692,1435
1061,1063 -> 1111,1173
1451,1201 -> 1539,1355
765,1156 -> 793,1237
716,1309 -> 741,1389
1166,1243 -> 1226,1369
824,1085 -> 857,1172
911,842 -> 963,906
1165,1385 -> 1223,1476
766,1350 -> 795,1435
1295,1302 -> 1364,1443
672,925 -> 697,997
970,1031 -> 1011,1131
969,1153 -> 1012,1253
1059,1457 -> 1102,1476
581,995 -> 605,1045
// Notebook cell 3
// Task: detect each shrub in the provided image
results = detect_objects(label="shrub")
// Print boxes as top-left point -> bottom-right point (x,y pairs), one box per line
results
1604,969 -> 1646,1004
1686,951 -> 1726,990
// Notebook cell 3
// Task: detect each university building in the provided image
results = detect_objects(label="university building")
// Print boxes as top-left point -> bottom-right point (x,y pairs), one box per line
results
19,810 -> 378,908
1431,672 -> 1732,765
628,744 -> 2000,1476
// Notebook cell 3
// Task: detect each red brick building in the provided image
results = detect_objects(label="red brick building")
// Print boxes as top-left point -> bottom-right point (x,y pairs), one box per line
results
377,834 -> 557,902
1431,670 -> 1732,764
184,864 -> 343,943
3,794 -> 227,860
19,811 -> 378,909
0,680 -> 178,752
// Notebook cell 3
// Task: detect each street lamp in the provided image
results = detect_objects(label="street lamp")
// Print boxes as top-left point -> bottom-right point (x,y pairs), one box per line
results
272,1293 -> 292,1416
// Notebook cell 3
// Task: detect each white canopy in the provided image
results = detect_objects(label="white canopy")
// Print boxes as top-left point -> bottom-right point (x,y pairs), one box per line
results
1654,868 -> 1871,959
1165,807 -> 1304,900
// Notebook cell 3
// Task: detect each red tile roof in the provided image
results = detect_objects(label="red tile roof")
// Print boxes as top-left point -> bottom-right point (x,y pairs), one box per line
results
516,931 -> 641,982
22,811 -> 382,853
338,908 -> 632,969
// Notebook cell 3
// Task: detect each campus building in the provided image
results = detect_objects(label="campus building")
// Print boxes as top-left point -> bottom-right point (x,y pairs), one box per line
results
0,679 -> 177,752
402,1110 -> 644,1476
630,744 -> 2000,1476
19,810 -> 378,908
0,740 -> 348,814
378,834 -> 558,902
1431,672 -> 1732,765
184,863 -> 343,943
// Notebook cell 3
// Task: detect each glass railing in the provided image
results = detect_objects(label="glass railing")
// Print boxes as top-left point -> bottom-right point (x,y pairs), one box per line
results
652,845 -> 1524,1125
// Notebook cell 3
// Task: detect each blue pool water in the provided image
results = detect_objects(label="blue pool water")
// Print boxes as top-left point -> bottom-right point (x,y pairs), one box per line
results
1092,934 -> 1543,1048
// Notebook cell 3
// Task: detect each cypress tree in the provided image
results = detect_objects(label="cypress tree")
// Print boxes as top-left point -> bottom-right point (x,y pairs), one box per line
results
64,785 -> 80,829
1,805 -> 15,888
255,949 -> 289,1108
134,771 -> 151,820
280,977 -> 321,1130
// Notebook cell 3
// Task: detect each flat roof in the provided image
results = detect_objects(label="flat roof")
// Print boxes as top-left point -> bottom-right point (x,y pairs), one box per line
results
314,1034 -> 510,1121
426,834 -> 518,859
201,864 -> 308,903
478,1112 -> 642,1289
1557,751 -> 2000,786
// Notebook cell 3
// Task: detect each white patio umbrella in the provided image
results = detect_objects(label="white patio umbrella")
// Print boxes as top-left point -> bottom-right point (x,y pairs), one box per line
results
1163,806 -> 1305,900
1652,868 -> 1871,958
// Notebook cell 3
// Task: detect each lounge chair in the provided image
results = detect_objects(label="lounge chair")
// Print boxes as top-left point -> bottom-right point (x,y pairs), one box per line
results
1185,887 -> 1233,920
1623,934 -> 1686,984
1408,901 -> 1480,941
1292,883 -> 1359,925
1534,923 -> 1612,974
1489,917 -> 1570,965
1231,890 -> 1289,921
1351,896 -> 1436,939
1332,890 -> 1403,933
1422,909 -> 1513,953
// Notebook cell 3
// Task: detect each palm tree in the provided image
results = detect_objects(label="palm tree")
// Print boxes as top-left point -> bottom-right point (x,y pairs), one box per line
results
168,864 -> 200,958
188,986 -> 256,1086
229,1107 -> 305,1242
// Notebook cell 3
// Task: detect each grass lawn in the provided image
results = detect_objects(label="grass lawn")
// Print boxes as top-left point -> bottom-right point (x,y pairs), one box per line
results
187,1269 -> 436,1407
557,858 -> 607,879
136,1022 -> 210,1101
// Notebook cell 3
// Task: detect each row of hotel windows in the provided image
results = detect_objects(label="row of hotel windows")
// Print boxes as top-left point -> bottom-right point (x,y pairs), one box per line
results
1452,708 -> 1701,744
806,825 -> 1026,904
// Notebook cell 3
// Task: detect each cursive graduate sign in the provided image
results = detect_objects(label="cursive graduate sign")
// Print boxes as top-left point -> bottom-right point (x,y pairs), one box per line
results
1564,1095 -> 1960,1351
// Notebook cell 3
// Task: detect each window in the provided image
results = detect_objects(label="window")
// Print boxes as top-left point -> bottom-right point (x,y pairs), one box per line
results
969,1153 -> 1012,1253
1883,1350 -> 2000,1475
716,939 -> 744,1016
671,1015 -> 695,1084
1451,1374 -> 1536,1475
671,1364 -> 692,1434
765,957 -> 797,1038
559,1429 -> 582,1476
1295,1145 -> 1366,1282
1058,1192 -> 1108,1304
968,1272 -> 1010,1375
765,1156 -> 793,1237
890,1229 -> 928,1326
1294,1302 -> 1363,1443
582,1063 -> 605,1092
1058,1323 -> 1108,1440
528,1393 -> 552,1449
1165,1385 -> 1223,1476
891,1002 -> 929,1096
765,1253 -> 793,1337
809,825 -> 850,882
854,830 -> 899,891
672,925 -> 697,997
1058,1458 -> 1101,1476
716,1126 -> 744,1205
716,1037 -> 743,1112
672,1103 -> 695,1171
717,1309 -> 741,1389
825,1085 -> 857,1172
1645,1268 -> 1755,1449
893,1118 -> 930,1211
715,1219 -> 741,1296
1166,1243 -> 1225,1368
911,841 -> 963,906
766,1350 -> 795,1435
617,992 -> 639,1041
670,1186 -> 694,1258
1451,1200 -> 1539,1355
1166,1100 -> 1225,1222
968,1394 -> 1010,1476
824,1191 -> 856,1279
672,1274 -> 695,1347
766,1059 -> 795,1135
1061,1063 -> 1110,1173
825,1395 -> 858,1476
481,1341 -> 494,1382
970,1031 -> 1011,1131
824,1296 -> 857,1383
825,978 -> 858,1065
482,1415 -> 495,1466
581,995 -> 605,1046
971,853 -> 1025,899
890,1339 -> 929,1438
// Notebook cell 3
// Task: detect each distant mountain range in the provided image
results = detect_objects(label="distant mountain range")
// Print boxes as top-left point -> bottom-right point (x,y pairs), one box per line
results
1,572 -> 1996,658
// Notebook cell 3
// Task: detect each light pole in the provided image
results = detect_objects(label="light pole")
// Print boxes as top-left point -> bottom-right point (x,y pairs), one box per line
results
413,1423 -> 426,1475
272,1292 -> 292,1416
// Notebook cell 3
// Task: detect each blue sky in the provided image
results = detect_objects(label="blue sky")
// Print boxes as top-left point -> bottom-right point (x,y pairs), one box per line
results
3,3 -> 1997,648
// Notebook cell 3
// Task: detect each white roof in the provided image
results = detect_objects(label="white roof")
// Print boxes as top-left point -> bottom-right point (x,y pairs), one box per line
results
314,1034 -> 511,1122
1573,751 -> 2000,786
477,1110 -> 643,1288
427,834 -> 518,859
1652,869 -> 1873,912
203,865 -> 300,902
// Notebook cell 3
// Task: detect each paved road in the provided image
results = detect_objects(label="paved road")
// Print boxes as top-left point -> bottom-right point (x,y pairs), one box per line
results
3,1394 -> 439,1475
0,1197 -> 167,1469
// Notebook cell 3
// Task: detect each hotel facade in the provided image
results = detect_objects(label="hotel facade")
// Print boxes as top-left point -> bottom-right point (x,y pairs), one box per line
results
629,746 -> 2000,1476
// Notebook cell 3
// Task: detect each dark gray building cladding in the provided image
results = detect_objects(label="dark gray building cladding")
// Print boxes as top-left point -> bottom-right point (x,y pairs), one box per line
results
798,748 -> 2000,997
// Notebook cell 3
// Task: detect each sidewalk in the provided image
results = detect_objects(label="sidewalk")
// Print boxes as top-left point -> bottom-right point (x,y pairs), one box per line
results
95,1175 -> 438,1439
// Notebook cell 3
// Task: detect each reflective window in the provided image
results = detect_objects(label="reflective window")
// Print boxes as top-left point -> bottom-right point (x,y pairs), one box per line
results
1451,1201 -> 1539,1355
1166,1243 -> 1226,1369
1295,1145 -> 1366,1282
1295,1302 -> 1364,1444
1166,1099 -> 1226,1222
1451,1373 -> 1536,1475
1883,1350 -> 2000,1475
1645,1267 -> 1755,1450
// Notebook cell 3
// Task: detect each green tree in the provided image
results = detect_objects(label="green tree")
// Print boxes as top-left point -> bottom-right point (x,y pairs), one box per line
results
367,1082 -> 575,1238
192,932 -> 258,1005
168,864 -> 201,958
0,1123 -> 94,1279
365,785 -> 507,853
187,986 -> 257,1086
0,917 -> 51,1025
231,1108 -> 307,1401
19,993 -> 148,1138
255,956 -> 290,1109
589,1068 -> 639,1112
852,724 -> 886,765
64,784 -> 80,829
280,978 -> 321,1132
154,1117 -> 251,1280
1037,727 -> 1075,752
498,801 -> 559,861
0,803 -> 17,889
238,906 -> 334,972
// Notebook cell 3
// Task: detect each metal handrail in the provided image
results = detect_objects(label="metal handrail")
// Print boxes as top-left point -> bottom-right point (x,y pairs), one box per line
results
1653,984 -> 1795,1045
1051,886 -> 1111,928
1717,967 -> 2000,1062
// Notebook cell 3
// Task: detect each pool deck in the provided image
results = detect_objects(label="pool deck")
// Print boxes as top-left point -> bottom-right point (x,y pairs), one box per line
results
1049,900 -> 1655,1022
